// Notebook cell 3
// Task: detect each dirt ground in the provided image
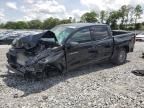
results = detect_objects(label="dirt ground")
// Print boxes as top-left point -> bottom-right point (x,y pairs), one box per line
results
0,42 -> 144,108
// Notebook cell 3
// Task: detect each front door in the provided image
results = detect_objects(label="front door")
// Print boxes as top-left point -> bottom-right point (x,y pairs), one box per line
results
65,28 -> 93,70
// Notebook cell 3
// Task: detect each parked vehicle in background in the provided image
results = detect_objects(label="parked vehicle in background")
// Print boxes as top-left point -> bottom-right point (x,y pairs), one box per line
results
0,35 -> 19,45
6,23 -> 136,78
136,32 -> 144,41
0,30 -> 42,45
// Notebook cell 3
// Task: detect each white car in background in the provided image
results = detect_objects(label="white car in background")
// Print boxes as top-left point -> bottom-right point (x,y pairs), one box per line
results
136,32 -> 144,41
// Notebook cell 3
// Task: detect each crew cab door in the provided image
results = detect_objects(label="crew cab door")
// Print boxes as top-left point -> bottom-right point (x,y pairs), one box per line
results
90,26 -> 113,61
65,27 -> 93,70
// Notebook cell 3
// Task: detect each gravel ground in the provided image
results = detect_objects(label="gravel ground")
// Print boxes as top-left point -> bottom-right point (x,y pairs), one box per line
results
0,42 -> 144,108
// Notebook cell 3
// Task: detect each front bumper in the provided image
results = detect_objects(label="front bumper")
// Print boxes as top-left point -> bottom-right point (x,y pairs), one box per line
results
7,50 -> 43,75
6,64 -> 24,76
6,48 -> 55,76
6,62 -> 45,76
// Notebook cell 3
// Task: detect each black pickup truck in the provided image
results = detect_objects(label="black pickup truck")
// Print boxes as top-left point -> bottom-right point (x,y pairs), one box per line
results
7,23 -> 135,78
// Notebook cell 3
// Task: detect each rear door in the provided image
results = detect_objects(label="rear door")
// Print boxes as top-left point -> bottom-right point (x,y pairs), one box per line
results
65,27 -> 94,69
90,26 -> 113,61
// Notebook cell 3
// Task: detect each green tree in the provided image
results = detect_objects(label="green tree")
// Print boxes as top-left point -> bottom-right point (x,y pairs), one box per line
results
106,11 -> 121,29
72,18 -> 76,23
28,20 -> 42,29
100,10 -> 108,23
43,17 -> 60,29
129,6 -> 135,24
135,23 -> 142,29
119,5 -> 127,25
15,21 -> 28,29
81,11 -> 98,23
68,17 -> 72,22
59,19 -> 71,24
4,21 -> 17,29
124,5 -> 132,29
0,23 -> 4,28
134,5 -> 143,29
118,5 -> 132,29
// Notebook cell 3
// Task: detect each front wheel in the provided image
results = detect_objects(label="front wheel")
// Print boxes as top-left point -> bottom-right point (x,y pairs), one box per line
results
35,67 -> 60,80
111,48 -> 127,65
44,65 -> 62,77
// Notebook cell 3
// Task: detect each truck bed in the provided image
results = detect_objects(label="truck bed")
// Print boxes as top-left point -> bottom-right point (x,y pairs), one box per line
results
112,30 -> 135,52
112,30 -> 135,42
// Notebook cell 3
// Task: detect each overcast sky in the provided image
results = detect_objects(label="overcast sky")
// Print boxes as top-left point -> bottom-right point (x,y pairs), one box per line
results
0,0 -> 144,22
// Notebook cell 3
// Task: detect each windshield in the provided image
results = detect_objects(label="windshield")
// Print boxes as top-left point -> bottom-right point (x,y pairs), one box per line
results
51,26 -> 74,44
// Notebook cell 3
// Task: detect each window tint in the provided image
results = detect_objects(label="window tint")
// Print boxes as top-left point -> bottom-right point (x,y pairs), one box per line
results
69,28 -> 91,43
91,26 -> 109,40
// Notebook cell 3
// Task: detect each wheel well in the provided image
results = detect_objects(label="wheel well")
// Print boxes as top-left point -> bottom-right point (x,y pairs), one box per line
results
45,63 -> 64,73
123,46 -> 129,53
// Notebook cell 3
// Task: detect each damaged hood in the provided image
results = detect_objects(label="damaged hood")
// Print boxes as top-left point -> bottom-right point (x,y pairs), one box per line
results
12,31 -> 57,49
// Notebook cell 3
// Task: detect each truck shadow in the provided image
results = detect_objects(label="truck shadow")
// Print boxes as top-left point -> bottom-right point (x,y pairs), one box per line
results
2,61 -> 129,97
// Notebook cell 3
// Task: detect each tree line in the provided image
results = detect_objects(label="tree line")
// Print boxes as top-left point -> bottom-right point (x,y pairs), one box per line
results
0,18 -> 72,29
0,4 -> 143,30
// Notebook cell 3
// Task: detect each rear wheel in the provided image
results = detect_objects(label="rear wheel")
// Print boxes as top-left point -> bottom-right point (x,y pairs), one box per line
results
111,48 -> 127,65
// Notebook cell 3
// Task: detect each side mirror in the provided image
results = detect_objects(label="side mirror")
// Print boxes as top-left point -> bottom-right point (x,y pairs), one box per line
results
66,41 -> 79,48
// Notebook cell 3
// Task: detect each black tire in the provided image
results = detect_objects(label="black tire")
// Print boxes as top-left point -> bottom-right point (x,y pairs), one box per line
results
35,64 -> 63,80
111,48 -> 127,65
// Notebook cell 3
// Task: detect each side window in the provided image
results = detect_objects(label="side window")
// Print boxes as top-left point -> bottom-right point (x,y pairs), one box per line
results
69,28 -> 91,43
91,26 -> 109,40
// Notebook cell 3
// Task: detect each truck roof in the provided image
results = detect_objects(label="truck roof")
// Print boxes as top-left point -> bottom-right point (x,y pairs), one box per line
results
59,23 -> 108,29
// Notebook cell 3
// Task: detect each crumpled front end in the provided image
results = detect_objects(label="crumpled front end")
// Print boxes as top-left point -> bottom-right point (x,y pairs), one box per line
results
7,30 -> 65,77
7,46 -> 65,78
6,48 -> 49,76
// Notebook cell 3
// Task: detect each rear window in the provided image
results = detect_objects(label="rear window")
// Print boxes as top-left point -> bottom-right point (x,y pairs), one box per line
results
90,26 -> 109,40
